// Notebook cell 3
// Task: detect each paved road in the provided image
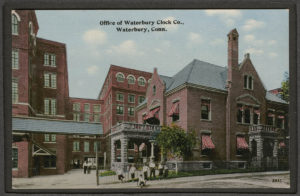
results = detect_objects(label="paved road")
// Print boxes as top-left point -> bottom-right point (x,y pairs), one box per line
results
12,169 -> 290,189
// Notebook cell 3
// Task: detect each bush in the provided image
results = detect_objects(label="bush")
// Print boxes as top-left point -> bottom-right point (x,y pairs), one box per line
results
99,170 -> 116,177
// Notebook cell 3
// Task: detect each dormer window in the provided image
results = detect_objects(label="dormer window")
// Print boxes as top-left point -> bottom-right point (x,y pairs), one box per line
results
244,75 -> 253,90
12,14 -> 19,35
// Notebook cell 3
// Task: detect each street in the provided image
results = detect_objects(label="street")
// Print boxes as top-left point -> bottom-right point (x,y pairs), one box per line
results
12,169 -> 290,189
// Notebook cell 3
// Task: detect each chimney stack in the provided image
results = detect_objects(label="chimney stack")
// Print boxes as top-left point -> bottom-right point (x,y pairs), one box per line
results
227,28 -> 239,83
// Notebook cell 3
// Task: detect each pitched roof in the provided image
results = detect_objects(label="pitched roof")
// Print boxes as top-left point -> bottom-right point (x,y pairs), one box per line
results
265,92 -> 288,104
12,117 -> 103,135
159,75 -> 174,89
165,59 -> 227,92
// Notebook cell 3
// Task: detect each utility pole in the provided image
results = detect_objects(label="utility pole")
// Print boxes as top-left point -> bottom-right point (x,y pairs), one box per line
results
96,141 -> 99,186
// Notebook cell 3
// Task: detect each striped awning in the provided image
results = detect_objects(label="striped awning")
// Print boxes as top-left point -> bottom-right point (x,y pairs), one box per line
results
144,107 -> 160,120
139,143 -> 146,151
168,102 -> 179,116
237,136 -> 249,149
279,141 -> 286,148
202,135 -> 215,150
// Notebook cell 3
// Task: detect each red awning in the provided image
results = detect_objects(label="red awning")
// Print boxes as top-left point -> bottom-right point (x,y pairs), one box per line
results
237,136 -> 249,149
254,110 -> 260,115
139,143 -> 145,151
279,142 -> 286,148
168,102 -> 179,116
278,115 -> 285,119
144,107 -> 160,120
268,113 -> 275,117
134,144 -> 138,152
202,135 -> 215,150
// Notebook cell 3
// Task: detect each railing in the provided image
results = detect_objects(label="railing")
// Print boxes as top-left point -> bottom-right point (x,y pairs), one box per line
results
111,122 -> 161,133
249,124 -> 280,133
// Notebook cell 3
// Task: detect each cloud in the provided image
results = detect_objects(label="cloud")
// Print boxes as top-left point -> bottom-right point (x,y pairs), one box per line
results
243,34 -> 264,46
210,38 -> 224,46
242,19 -> 265,31
205,10 -> 242,17
268,40 -> 277,45
162,16 -> 179,32
188,32 -> 203,43
106,40 -> 143,56
86,65 -> 99,75
244,48 -> 264,56
268,52 -> 278,58
83,29 -> 107,45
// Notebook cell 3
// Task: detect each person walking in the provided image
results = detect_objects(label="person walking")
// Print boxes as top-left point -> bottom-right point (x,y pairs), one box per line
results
149,160 -> 156,179
129,164 -> 136,180
87,161 -> 92,174
83,160 -> 88,174
117,168 -> 125,182
137,173 -> 146,188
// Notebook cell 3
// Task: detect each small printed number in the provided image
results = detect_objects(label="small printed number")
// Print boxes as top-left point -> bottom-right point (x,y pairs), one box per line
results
272,179 -> 282,182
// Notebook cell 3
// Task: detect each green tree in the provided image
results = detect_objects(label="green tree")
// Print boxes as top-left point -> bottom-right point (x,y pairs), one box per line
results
156,124 -> 196,160
281,72 -> 289,102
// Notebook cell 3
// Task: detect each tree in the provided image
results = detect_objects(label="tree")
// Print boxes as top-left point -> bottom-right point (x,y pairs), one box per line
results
156,124 -> 196,160
281,71 -> 289,102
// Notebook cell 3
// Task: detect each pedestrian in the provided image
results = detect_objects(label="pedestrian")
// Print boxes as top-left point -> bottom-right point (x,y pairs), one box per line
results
137,173 -> 146,188
117,168 -> 125,182
129,164 -> 136,180
83,160 -> 88,174
142,163 -> 149,180
149,160 -> 156,179
163,164 -> 169,178
158,162 -> 164,178
87,161 -> 92,174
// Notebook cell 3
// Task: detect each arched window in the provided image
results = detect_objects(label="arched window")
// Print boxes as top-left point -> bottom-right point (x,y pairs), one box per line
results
116,72 -> 125,82
12,14 -> 19,35
138,77 -> 146,86
152,85 -> 156,95
127,75 -> 135,84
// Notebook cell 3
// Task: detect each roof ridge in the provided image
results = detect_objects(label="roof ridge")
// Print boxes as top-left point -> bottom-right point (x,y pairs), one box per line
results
193,59 -> 226,70
186,59 -> 196,83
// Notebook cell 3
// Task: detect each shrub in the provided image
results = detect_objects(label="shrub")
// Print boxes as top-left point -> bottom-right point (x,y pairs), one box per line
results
99,170 -> 116,177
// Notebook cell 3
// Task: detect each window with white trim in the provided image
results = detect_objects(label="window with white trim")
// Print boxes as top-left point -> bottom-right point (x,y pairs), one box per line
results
12,14 -> 18,35
84,141 -> 90,152
44,98 -> 56,115
128,107 -> 134,116
12,78 -> 18,104
138,77 -> 146,86
116,73 -> 125,82
201,99 -> 211,120
73,141 -> 80,151
73,103 -> 80,111
93,113 -> 100,122
73,113 -> 80,121
12,49 -> 19,69
116,105 -> 124,115
44,72 -> 57,88
127,75 -> 135,84
138,96 -> 145,104
84,113 -> 90,122
128,94 -> 135,103
84,103 -> 90,112
243,75 -> 253,90
116,93 -> 124,102
93,104 -> 101,112
44,53 -> 56,67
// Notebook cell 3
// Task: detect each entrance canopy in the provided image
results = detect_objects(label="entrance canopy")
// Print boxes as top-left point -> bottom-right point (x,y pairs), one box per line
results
143,107 -> 160,120
12,117 -> 103,135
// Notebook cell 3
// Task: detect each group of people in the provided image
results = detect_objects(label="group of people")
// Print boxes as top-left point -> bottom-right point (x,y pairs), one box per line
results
117,161 -> 169,187
83,160 -> 93,174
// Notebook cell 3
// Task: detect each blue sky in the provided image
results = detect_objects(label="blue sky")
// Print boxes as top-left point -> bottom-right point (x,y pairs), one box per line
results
36,9 -> 289,99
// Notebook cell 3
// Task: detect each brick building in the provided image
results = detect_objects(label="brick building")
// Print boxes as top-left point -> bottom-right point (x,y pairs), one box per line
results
136,29 -> 289,169
11,10 -> 104,178
98,65 -> 152,134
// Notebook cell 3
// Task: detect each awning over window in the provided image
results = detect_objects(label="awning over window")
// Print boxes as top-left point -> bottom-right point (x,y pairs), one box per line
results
254,110 -> 260,115
168,102 -> 179,116
268,113 -> 275,117
144,107 -> 160,120
201,135 -> 215,150
279,141 -> 286,148
278,115 -> 285,119
237,136 -> 249,149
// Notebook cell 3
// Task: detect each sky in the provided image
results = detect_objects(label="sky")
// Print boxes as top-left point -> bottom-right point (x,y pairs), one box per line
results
35,9 -> 289,99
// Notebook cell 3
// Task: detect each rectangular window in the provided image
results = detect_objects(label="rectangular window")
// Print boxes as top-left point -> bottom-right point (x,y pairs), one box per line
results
84,141 -> 90,152
51,74 -> 57,88
267,111 -> 275,126
12,79 -> 18,104
237,104 -> 243,123
277,118 -> 284,129
73,113 -> 80,121
128,107 -> 134,116
138,96 -> 145,104
12,49 -> 19,69
44,98 -> 56,115
44,53 -> 56,67
50,55 -> 56,67
73,141 -> 80,151
12,148 -> 18,169
84,103 -> 90,112
44,53 -> 49,65
244,107 -> 251,124
244,75 -> 253,90
93,113 -> 100,122
51,134 -> 56,142
128,94 -> 135,103
84,113 -> 90,122
244,75 -> 248,88
172,114 -> 180,122
44,134 -> 50,142
44,72 -> 56,88
116,93 -> 124,102
201,99 -> 211,120
116,105 -> 124,115
93,104 -> 101,112
73,103 -> 80,111
94,141 -> 100,152
44,156 -> 56,168
44,73 -> 50,87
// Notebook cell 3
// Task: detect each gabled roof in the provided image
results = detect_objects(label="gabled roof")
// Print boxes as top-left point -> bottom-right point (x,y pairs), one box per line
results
266,92 -> 288,104
159,75 -> 174,89
12,117 -> 103,135
166,59 -> 227,92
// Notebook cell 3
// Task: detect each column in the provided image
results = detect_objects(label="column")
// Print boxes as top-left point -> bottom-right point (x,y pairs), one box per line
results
120,137 -> 128,170
111,139 -> 115,164
273,139 -> 278,157
150,141 -> 155,160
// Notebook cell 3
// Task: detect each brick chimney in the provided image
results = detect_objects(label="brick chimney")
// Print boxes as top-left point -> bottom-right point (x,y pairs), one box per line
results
227,28 -> 239,83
